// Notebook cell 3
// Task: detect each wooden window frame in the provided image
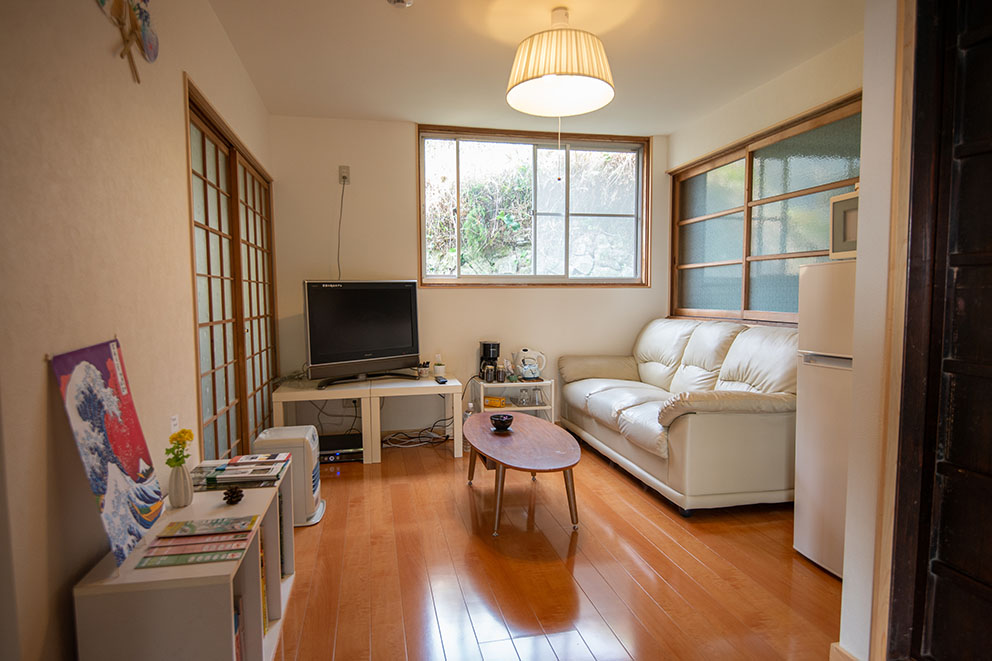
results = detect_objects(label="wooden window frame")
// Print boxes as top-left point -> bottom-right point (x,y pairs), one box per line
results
184,75 -> 279,460
669,92 -> 862,323
418,125 -> 652,288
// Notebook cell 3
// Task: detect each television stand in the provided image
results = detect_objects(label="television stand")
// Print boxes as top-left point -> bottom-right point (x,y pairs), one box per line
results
316,371 -> 418,389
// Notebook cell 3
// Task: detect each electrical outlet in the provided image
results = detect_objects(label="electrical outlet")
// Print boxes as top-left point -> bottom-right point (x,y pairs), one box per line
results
338,165 -> 351,185
170,415 -> 179,433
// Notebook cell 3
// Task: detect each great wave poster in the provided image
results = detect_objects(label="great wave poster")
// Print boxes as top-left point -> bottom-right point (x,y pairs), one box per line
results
52,339 -> 164,565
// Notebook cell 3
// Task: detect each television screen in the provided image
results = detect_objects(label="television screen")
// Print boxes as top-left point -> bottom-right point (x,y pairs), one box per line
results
304,281 -> 419,381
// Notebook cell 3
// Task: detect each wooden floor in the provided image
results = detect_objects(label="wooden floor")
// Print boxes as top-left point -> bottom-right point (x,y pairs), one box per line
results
275,440 -> 841,661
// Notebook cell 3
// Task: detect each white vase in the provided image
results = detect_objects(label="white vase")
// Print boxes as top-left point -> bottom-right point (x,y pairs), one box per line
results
168,464 -> 194,508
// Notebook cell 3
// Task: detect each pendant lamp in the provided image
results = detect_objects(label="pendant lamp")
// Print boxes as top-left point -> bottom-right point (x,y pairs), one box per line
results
506,7 -> 615,117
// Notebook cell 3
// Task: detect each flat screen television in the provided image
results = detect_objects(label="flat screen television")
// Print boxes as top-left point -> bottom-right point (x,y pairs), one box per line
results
304,280 -> 419,383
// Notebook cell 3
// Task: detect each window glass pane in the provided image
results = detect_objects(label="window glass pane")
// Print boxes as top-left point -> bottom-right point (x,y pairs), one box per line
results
218,150 -> 228,190
196,276 -> 209,324
225,323 -> 234,366
209,232 -> 221,276
752,113 -> 861,200
458,140 -> 533,275
569,150 -> 637,215
228,364 -> 236,401
205,139 -> 217,184
537,148 -> 565,214
678,212 -> 743,264
211,277 -> 222,320
679,264 -> 742,310
748,255 -> 830,312
223,279 -> 232,320
221,237 -> 231,277
536,214 -> 565,275
203,422 -> 216,460
198,327 -> 211,375
193,178 -> 206,225
239,163 -> 246,200
216,368 -> 227,410
569,216 -> 636,278
194,227 -> 207,274
239,203 -> 247,237
201,375 -> 214,420
423,138 -> 458,276
751,185 -> 855,256
220,194 -> 229,234
679,159 -> 744,220
217,413 -> 228,456
190,123 -> 204,175
213,324 -> 224,367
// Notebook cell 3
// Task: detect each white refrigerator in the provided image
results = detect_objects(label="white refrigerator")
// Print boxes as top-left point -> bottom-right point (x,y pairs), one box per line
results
794,260 -> 855,577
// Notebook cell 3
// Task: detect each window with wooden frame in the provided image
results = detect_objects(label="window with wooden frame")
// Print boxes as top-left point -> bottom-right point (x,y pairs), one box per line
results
671,95 -> 861,322
419,126 -> 650,286
186,80 -> 278,460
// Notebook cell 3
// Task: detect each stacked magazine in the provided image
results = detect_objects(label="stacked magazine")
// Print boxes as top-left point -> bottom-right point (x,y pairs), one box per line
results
192,453 -> 290,491
136,516 -> 258,568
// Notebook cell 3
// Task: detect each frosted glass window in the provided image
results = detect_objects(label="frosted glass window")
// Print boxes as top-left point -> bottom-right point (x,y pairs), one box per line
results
752,114 -> 861,200
679,212 -> 744,264
190,124 -> 204,174
748,256 -> 830,312
751,185 -> 855,255
570,150 -> 637,214
205,140 -> 217,184
679,159 -> 745,220
569,216 -> 637,278
679,265 -> 742,311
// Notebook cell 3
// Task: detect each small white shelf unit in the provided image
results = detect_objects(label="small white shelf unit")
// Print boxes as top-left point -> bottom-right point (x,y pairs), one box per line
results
73,466 -> 295,661
473,378 -> 555,422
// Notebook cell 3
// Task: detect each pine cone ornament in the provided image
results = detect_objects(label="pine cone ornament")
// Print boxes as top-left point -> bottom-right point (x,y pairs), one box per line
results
223,485 -> 245,505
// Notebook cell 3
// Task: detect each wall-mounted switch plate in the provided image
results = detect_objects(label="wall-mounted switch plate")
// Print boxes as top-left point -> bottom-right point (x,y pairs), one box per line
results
170,415 -> 179,434
338,165 -> 351,185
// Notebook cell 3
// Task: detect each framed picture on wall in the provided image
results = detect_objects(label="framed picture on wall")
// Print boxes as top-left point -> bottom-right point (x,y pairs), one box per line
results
829,189 -> 859,259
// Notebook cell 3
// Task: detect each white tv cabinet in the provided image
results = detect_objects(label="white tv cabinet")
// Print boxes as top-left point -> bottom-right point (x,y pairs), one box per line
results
73,468 -> 295,661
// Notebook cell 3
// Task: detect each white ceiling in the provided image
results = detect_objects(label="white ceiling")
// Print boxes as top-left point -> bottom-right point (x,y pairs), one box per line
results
208,0 -> 864,136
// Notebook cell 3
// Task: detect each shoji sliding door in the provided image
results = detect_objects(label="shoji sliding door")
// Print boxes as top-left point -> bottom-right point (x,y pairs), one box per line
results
187,89 -> 277,460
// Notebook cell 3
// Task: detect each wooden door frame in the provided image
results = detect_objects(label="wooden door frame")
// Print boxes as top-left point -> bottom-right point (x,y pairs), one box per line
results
886,0 -> 952,656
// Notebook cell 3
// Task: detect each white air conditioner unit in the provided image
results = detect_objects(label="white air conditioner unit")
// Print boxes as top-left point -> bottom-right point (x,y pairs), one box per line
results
254,425 -> 325,526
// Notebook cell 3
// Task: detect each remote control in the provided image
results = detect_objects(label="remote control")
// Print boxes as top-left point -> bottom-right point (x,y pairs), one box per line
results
434,376 -> 448,384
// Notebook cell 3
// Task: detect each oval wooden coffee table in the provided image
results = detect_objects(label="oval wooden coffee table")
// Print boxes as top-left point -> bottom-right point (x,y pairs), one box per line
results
464,412 -> 581,536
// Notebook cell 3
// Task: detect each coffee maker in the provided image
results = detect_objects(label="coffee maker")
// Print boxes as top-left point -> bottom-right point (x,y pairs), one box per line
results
479,341 -> 500,378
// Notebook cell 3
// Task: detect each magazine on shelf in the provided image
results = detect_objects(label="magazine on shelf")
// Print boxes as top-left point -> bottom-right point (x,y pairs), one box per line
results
158,515 -> 258,538
143,539 -> 249,556
150,531 -> 251,547
228,453 -> 290,465
207,464 -> 284,483
136,549 -> 245,568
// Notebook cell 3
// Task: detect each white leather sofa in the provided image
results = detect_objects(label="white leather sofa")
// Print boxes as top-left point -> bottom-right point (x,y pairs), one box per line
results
559,318 -> 798,513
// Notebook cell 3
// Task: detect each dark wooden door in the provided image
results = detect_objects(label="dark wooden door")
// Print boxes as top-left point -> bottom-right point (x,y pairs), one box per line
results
889,0 -> 992,657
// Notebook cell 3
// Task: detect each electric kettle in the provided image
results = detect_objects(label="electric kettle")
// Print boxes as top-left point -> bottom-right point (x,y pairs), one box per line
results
513,348 -> 547,380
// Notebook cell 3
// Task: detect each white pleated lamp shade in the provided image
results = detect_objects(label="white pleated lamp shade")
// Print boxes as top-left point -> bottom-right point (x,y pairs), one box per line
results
506,27 -> 615,117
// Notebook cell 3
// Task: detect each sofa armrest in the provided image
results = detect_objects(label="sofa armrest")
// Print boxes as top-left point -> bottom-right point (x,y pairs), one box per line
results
658,390 -> 796,427
558,355 -> 639,384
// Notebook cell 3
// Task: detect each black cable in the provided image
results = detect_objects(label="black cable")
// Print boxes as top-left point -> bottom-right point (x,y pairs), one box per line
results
336,182 -> 346,279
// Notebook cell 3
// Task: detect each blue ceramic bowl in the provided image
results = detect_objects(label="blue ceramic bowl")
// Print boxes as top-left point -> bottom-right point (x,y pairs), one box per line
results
490,414 -> 513,432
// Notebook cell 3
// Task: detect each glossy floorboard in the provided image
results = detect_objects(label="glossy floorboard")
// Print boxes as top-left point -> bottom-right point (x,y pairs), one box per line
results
273,440 -> 841,661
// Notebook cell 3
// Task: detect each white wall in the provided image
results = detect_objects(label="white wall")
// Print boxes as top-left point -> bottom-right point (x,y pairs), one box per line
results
668,32 -> 864,169
0,2 -> 270,658
840,0 -> 900,657
269,116 -> 671,429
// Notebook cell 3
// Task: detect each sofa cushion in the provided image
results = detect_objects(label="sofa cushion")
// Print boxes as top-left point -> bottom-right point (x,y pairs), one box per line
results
633,319 -> 699,389
617,401 -> 668,458
716,326 -> 799,394
669,321 -> 746,394
562,378 -> 643,415
559,355 -> 639,384
586,384 -> 672,431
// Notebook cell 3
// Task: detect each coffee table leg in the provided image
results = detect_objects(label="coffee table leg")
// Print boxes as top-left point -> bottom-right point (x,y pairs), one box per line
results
530,471 -> 536,481
493,465 -> 506,537
467,446 -> 478,485
563,469 -> 578,530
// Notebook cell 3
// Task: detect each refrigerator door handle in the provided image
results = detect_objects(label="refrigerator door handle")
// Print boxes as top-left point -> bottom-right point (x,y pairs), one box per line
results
798,351 -> 853,369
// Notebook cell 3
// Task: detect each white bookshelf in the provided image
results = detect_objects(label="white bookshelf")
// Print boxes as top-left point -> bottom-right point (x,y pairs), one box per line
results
73,468 -> 295,661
